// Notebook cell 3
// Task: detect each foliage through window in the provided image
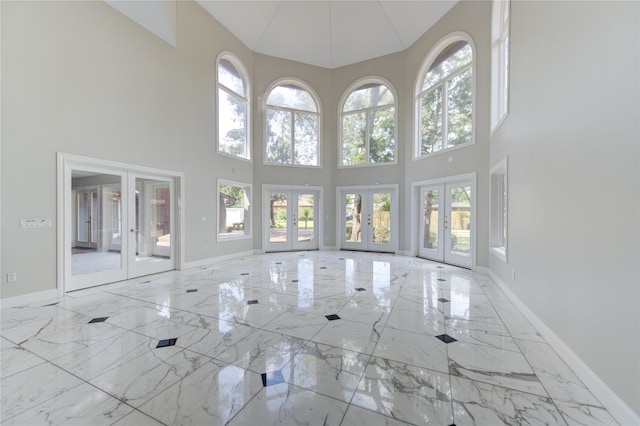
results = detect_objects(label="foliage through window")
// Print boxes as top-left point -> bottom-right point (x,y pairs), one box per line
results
417,39 -> 473,157
218,180 -> 251,240
265,83 -> 319,167
217,56 -> 249,159
341,81 -> 396,166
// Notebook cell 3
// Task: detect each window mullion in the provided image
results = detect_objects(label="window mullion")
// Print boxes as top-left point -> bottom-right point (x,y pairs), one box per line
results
365,107 -> 371,164
290,110 -> 295,165
442,80 -> 449,151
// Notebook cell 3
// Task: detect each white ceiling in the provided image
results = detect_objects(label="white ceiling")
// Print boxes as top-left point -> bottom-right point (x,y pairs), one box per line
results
196,1 -> 459,69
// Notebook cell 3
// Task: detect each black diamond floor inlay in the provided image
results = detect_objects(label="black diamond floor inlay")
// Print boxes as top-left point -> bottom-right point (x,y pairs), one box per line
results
438,298 -> 450,303
88,317 -> 108,324
241,273 -> 249,276
325,314 -> 341,321
247,299 -> 259,305
436,266 -> 444,269
275,262 -> 282,265
292,279 -> 299,283
156,338 -> 178,348
261,370 -> 285,387
355,287 -> 366,292
435,334 -> 457,344
141,280 -> 151,283
43,302 -> 60,307
320,267 -> 327,269
339,258 -> 345,260
186,289 -> 198,293
437,278 -> 447,282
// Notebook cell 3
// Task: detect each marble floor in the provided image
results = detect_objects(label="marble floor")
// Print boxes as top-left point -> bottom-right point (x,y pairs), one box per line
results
0,251 -> 618,425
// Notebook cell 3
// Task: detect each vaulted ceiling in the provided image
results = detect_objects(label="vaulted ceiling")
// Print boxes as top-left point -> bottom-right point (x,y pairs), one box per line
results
197,1 -> 458,68
104,1 -> 459,69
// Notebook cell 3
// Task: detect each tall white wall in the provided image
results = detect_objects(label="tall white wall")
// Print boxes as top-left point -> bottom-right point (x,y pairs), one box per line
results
1,1 -> 255,298
489,0 -> 640,415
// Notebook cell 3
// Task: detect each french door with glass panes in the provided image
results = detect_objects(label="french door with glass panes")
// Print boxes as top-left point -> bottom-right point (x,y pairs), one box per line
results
339,186 -> 398,253
263,186 -> 320,252
64,162 -> 176,292
418,180 -> 473,268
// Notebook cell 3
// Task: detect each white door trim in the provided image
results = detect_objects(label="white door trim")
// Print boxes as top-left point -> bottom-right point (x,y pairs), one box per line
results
336,184 -> 399,253
57,153 -> 185,295
410,173 -> 476,270
262,184 -> 324,252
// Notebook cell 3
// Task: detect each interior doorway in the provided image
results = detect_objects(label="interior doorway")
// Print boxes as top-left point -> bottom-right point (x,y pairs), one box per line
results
59,154 -> 183,292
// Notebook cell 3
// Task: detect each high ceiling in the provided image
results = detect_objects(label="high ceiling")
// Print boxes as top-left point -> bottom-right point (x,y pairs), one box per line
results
196,1 -> 459,69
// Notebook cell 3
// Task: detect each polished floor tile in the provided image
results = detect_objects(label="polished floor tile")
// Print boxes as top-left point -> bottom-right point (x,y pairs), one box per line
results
0,251 -> 618,425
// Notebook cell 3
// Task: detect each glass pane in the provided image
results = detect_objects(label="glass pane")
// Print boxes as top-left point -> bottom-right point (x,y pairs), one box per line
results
135,178 -> 171,263
345,193 -> 362,242
294,112 -> 318,166
218,88 -> 247,158
344,83 -> 393,112
71,172 -> 122,276
297,194 -> 314,243
269,193 -> 287,244
218,59 -> 245,96
422,189 -> 439,250
446,67 -> 473,148
342,112 -> 366,166
369,107 -> 395,163
219,184 -> 248,238
266,108 -> 292,164
267,85 -> 317,112
420,87 -> 443,155
423,41 -> 472,90
372,193 -> 391,244
450,185 -> 471,256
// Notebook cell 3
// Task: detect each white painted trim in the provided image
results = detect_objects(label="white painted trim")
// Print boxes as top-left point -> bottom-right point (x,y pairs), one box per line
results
320,246 -> 337,251
397,250 -> 413,257
183,250 -> 258,270
475,265 -> 491,276
0,289 -> 60,309
488,270 -> 640,426
410,172 -> 476,270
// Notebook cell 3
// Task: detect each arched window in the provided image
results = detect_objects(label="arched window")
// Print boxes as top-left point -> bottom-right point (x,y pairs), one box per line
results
340,79 -> 396,167
416,34 -> 474,158
217,53 -> 250,160
491,0 -> 510,131
265,80 -> 320,167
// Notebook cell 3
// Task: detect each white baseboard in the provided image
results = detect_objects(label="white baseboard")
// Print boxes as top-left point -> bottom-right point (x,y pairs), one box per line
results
183,250 -> 258,270
396,250 -> 413,256
475,266 -> 490,275
320,246 -> 337,251
0,289 -> 60,309
488,270 -> 640,425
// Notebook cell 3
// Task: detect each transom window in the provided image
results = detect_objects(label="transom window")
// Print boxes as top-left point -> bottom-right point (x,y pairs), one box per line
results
217,55 -> 250,160
265,82 -> 319,167
416,37 -> 474,157
340,80 -> 396,167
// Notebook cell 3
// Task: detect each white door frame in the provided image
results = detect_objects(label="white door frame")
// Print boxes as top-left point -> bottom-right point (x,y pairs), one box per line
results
57,153 -> 185,295
262,184 -> 324,252
410,173 -> 476,270
336,184 -> 399,253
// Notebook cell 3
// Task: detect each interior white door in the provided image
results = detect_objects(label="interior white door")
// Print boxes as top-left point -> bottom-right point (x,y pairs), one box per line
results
418,181 -> 472,268
340,186 -> 397,253
66,167 -> 176,291
128,174 -> 175,277
264,187 -> 319,252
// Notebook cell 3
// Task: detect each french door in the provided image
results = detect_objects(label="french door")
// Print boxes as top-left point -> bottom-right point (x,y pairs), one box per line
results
338,185 -> 398,253
263,186 -> 321,252
418,179 -> 473,268
62,156 -> 179,292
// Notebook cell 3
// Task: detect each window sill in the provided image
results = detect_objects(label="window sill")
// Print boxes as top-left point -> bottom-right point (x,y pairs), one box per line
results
490,246 -> 507,262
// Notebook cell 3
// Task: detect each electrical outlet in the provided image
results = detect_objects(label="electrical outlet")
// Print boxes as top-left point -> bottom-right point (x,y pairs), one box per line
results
7,272 -> 17,283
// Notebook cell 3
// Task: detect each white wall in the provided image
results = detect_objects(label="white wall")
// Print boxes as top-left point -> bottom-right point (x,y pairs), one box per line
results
1,1 -> 254,298
490,0 -> 640,415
